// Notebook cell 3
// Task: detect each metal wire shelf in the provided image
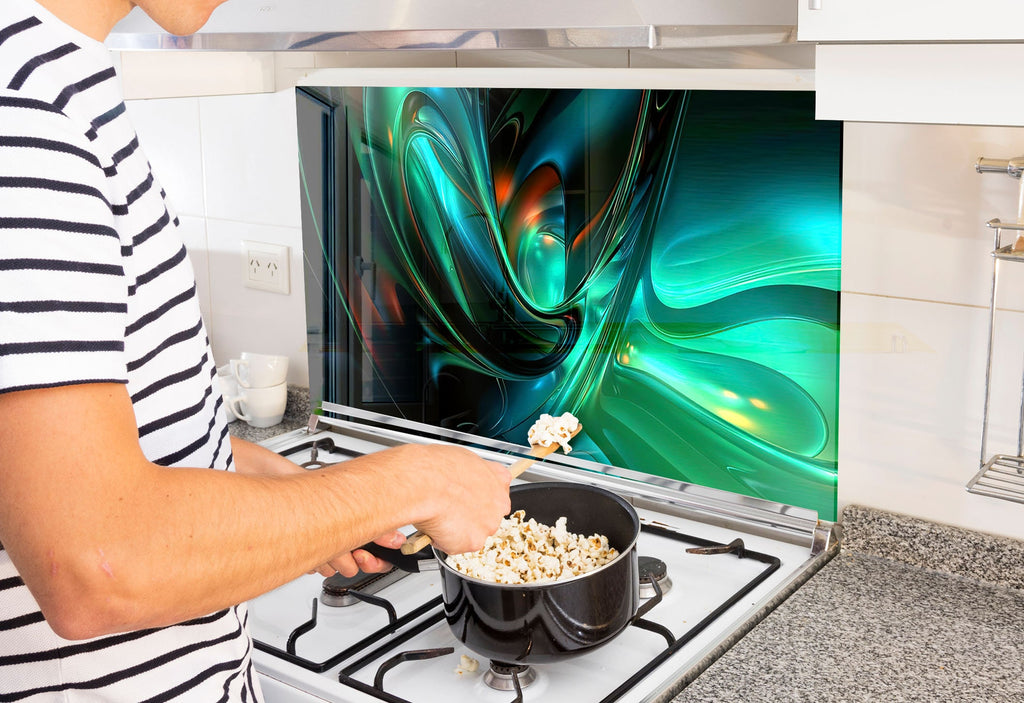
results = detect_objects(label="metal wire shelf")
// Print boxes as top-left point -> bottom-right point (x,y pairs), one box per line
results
971,161 -> 1024,504
967,454 -> 1024,505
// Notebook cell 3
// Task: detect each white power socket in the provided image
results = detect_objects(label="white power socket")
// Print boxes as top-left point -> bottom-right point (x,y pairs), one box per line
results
242,241 -> 290,294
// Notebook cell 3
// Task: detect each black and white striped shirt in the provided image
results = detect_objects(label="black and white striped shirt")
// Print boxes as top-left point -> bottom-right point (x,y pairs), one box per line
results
0,0 -> 260,699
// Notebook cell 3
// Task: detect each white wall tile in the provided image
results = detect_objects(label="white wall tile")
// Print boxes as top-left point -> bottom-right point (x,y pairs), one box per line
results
455,49 -> 629,68
842,121 -> 1024,310
275,51 -> 460,89
198,90 -> 302,229
313,51 -> 456,68
299,66 -> 813,92
628,44 -> 814,70
204,218 -> 309,387
119,52 -> 275,100
275,52 -> 318,69
176,215 -> 213,334
838,292 -> 1024,540
125,97 -> 205,217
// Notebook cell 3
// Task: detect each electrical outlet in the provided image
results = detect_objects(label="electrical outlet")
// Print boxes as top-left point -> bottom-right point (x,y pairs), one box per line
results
242,241 -> 290,294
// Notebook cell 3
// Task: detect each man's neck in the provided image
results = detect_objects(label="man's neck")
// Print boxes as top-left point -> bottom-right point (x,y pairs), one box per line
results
35,0 -> 134,42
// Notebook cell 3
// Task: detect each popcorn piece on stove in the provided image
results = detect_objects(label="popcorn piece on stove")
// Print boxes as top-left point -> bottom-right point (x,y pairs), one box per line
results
445,510 -> 618,584
527,412 -> 580,453
454,654 -> 479,676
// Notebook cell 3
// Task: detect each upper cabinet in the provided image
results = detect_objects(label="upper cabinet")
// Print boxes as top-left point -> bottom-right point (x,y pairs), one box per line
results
799,1 -> 1024,126
798,0 -> 1024,42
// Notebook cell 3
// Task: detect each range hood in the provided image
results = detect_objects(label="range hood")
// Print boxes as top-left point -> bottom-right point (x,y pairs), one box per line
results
106,0 -> 798,53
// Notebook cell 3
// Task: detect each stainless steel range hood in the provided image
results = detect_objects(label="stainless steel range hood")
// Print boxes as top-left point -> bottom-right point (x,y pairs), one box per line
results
106,0 -> 797,53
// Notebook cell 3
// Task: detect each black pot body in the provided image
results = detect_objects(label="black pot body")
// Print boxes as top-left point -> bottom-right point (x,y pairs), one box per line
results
436,482 -> 640,664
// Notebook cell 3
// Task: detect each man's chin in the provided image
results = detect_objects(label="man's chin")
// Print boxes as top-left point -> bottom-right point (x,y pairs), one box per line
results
137,2 -> 220,37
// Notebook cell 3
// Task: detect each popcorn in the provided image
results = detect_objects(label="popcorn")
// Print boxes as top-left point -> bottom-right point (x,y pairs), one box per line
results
527,412 -> 580,453
454,654 -> 479,676
445,510 -> 618,584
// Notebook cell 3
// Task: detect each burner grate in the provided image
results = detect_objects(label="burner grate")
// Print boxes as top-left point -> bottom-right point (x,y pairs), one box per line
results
596,526 -> 781,703
252,523 -> 782,703
253,596 -> 443,675
276,437 -> 362,468
320,568 -> 408,608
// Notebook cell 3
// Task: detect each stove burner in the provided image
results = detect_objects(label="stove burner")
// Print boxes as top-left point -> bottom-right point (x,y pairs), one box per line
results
320,568 -> 407,607
483,661 -> 538,691
638,555 -> 673,599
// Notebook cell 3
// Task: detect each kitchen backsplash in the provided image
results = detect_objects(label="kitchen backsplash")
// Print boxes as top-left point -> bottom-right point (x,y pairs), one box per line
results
124,82 -> 1024,541
299,85 -> 842,518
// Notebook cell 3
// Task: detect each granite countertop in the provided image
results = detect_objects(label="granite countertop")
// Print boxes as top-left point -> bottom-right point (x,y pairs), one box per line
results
226,385 -> 312,444
672,505 -> 1024,702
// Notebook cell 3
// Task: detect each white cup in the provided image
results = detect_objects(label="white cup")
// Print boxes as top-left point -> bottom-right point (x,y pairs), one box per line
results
216,364 -> 239,422
231,352 -> 289,389
226,382 -> 288,428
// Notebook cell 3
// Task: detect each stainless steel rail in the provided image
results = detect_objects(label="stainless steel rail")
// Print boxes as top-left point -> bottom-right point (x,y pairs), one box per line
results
300,402 -> 836,554
106,0 -> 798,54
969,158 -> 1024,505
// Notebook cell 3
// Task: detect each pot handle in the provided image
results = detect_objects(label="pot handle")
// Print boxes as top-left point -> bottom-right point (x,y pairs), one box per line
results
359,542 -> 438,573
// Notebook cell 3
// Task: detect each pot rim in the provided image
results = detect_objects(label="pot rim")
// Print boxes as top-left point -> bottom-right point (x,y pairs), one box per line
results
433,481 -> 640,589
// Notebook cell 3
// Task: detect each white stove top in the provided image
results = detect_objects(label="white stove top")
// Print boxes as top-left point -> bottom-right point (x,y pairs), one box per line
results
248,414 -> 836,703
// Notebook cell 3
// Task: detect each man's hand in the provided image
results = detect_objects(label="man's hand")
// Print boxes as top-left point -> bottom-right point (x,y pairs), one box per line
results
230,435 -> 513,566
403,445 -> 512,556
314,530 -> 406,577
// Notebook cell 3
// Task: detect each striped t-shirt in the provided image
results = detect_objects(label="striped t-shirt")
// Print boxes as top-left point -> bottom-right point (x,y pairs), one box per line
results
0,0 -> 261,699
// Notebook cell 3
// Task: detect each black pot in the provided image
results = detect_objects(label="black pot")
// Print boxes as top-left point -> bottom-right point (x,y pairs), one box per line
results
364,482 -> 649,664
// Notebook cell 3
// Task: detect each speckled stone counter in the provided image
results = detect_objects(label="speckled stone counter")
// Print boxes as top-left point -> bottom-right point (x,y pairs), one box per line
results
227,385 -> 311,444
671,506 -> 1024,702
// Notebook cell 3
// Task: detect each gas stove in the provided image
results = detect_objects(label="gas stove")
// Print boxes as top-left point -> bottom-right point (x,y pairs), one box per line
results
248,407 -> 838,703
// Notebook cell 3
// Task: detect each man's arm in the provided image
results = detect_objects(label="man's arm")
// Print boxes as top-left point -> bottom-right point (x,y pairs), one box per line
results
0,382 -> 510,640
229,434 -> 403,576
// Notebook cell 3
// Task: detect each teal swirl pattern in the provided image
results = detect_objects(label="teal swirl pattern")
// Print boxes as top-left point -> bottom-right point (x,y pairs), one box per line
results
331,88 -> 840,519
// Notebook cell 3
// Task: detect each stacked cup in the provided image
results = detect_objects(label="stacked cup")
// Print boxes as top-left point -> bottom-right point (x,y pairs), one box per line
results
222,352 -> 289,428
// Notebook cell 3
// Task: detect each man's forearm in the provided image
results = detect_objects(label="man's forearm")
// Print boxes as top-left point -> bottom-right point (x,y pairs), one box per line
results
231,434 -> 305,476
0,385 -> 428,638
82,447 -> 426,636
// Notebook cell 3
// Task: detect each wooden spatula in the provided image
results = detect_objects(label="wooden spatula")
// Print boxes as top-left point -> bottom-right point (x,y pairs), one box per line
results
398,424 -> 582,555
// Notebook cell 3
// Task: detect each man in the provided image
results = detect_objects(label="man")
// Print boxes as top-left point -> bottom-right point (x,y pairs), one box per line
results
0,0 -> 512,699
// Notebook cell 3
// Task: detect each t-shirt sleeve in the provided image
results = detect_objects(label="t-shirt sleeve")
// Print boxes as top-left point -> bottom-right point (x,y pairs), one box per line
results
0,94 -> 129,394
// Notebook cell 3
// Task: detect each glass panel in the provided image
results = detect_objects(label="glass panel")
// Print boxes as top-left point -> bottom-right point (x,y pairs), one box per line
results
297,87 -> 842,520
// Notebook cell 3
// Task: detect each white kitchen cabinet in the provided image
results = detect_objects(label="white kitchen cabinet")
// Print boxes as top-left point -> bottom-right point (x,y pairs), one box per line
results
798,0 -> 1024,42
799,0 -> 1024,126
814,43 -> 1024,127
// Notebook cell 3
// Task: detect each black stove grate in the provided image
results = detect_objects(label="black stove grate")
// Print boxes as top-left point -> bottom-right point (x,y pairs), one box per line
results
253,524 -> 781,702
254,595 -> 443,675
596,525 -> 781,703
